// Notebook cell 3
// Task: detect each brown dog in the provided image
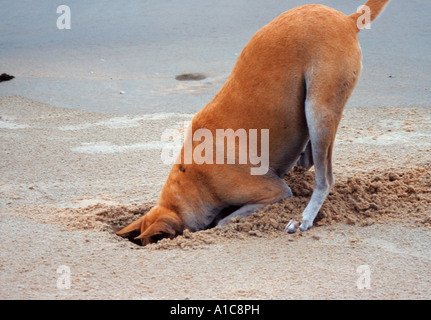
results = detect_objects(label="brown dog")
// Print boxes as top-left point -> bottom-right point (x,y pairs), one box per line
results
117,0 -> 390,244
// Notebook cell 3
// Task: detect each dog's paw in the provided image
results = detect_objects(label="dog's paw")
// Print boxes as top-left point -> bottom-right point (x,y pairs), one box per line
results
284,219 -> 300,233
299,220 -> 312,232
284,219 -> 312,233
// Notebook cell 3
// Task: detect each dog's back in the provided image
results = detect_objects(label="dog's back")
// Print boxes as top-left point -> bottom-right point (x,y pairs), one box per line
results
193,5 -> 360,176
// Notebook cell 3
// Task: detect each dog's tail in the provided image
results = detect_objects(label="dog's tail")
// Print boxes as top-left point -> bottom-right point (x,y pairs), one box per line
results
349,0 -> 390,31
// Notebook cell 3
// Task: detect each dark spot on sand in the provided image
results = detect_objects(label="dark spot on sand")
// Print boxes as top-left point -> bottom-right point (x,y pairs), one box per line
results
175,73 -> 206,81
0,73 -> 14,82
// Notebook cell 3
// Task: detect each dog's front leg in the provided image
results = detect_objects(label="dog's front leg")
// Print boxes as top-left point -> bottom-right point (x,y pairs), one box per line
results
217,204 -> 266,227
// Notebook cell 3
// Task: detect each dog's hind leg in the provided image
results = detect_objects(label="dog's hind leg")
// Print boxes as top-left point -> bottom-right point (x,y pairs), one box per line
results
285,99 -> 340,233
286,65 -> 360,233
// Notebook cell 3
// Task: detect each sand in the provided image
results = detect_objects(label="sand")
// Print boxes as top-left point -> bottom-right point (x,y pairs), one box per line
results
1,95 -> 430,299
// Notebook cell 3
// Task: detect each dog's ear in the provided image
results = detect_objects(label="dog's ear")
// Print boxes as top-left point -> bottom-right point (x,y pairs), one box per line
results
135,207 -> 184,245
116,206 -> 183,245
115,215 -> 145,238
135,215 -> 182,239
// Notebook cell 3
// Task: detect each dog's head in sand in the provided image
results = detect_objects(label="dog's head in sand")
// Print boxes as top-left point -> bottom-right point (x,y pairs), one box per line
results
116,206 -> 184,245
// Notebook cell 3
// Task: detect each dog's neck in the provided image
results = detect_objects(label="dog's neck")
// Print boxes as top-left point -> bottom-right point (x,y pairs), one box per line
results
158,163 -> 221,232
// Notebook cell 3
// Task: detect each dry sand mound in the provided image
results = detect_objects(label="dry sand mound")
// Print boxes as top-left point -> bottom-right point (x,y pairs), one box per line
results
22,164 -> 431,250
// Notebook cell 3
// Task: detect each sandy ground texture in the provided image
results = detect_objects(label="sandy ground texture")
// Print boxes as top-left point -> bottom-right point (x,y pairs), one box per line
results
1,95 -> 430,299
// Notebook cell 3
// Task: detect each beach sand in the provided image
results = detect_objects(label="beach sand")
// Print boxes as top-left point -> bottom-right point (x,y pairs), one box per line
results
0,95 -> 430,299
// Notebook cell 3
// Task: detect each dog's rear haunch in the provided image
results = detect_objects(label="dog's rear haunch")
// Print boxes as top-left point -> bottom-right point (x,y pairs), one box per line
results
117,0 -> 390,245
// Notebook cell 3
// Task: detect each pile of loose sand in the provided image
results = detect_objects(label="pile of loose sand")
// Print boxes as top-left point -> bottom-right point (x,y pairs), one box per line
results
20,164 -> 430,250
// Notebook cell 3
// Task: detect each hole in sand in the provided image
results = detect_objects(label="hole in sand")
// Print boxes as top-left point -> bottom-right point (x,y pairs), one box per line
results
115,204 -> 239,247
175,73 -> 206,81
